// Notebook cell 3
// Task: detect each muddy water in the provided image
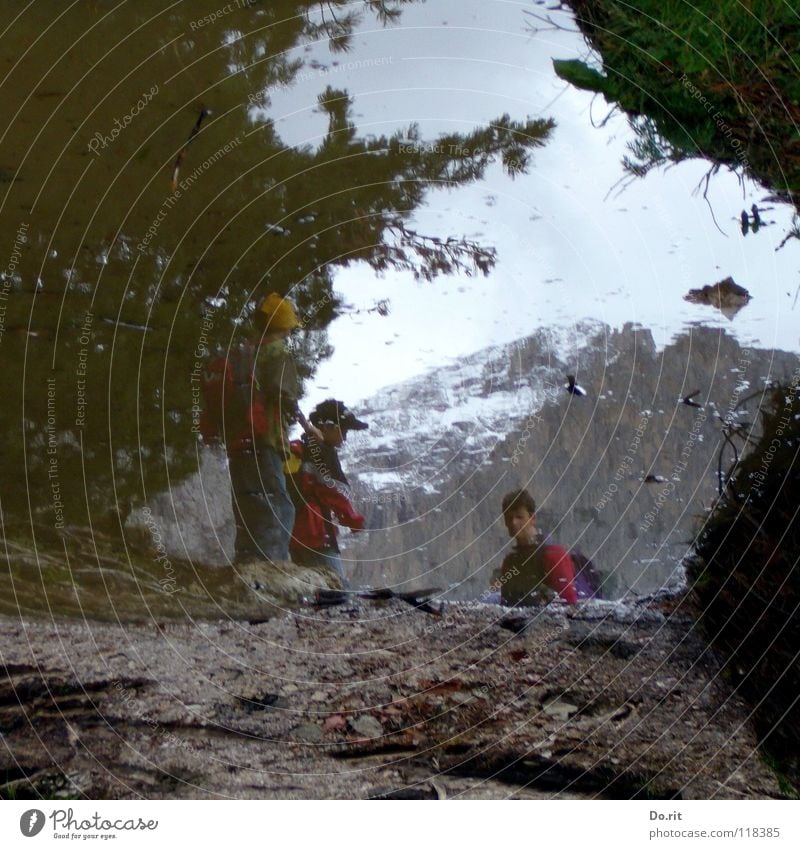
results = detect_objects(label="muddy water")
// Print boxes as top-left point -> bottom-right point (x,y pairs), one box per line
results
1,1 -> 798,620
1,0 -> 491,619
0,524 -> 268,622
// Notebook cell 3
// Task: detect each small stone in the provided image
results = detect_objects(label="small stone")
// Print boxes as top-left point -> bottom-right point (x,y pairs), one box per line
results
283,684 -> 299,694
292,723 -> 323,742
532,734 -> 556,750
349,715 -> 383,739
542,699 -> 579,721
324,714 -> 348,731
311,690 -> 328,702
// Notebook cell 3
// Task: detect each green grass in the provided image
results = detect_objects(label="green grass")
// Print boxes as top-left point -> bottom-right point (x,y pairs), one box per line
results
557,1 -> 800,206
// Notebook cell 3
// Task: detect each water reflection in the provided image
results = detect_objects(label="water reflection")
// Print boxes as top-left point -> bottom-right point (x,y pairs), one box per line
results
0,0 -> 553,549
2,1 -> 798,621
3,321 -> 787,621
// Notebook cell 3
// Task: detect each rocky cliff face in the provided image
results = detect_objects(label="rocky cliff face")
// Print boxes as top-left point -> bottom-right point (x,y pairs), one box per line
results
341,323 -> 799,599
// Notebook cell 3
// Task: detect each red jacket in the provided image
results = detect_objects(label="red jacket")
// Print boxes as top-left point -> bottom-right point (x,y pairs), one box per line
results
287,438 -> 364,553
537,544 -> 578,604
494,542 -> 578,605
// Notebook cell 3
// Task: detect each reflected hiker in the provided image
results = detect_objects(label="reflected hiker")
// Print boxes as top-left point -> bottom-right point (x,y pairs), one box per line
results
200,292 -> 310,563
490,489 -> 578,605
287,399 -> 368,584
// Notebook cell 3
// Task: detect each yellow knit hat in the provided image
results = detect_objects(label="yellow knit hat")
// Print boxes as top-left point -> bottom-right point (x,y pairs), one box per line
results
258,292 -> 300,331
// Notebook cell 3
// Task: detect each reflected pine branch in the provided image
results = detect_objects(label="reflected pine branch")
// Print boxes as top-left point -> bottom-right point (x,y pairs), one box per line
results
385,222 -> 496,281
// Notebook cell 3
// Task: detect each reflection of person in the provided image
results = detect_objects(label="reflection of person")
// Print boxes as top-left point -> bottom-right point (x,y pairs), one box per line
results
288,399 -> 368,583
227,293 -> 302,563
491,489 -> 577,605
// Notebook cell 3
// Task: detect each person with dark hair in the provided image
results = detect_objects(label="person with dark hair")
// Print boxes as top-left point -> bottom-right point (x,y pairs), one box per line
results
491,488 -> 578,605
224,292 -> 305,563
287,399 -> 368,583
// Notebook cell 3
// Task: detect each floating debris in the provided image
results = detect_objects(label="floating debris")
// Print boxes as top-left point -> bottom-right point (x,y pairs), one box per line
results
307,588 -> 349,607
684,276 -> 751,320
679,390 -> 703,409
357,586 -> 441,613
170,108 -> 211,191
101,317 -> 154,333
564,374 -> 587,397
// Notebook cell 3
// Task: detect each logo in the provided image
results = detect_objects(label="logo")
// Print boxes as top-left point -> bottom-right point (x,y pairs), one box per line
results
20,810 -> 46,837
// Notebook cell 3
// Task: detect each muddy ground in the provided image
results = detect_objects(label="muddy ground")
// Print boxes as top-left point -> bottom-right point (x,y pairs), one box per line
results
0,596 -> 783,800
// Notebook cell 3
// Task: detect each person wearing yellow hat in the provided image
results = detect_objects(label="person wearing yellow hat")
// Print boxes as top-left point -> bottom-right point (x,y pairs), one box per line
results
257,291 -> 301,333
227,292 -> 305,563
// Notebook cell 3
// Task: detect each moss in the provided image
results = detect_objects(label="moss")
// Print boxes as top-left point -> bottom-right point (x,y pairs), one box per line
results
558,1 -> 800,208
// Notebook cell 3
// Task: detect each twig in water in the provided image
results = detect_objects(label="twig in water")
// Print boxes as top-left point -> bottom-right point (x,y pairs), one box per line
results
171,108 -> 211,190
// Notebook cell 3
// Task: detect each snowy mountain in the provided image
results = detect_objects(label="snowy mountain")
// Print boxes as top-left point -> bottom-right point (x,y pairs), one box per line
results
343,322 -> 605,497
340,322 -> 797,600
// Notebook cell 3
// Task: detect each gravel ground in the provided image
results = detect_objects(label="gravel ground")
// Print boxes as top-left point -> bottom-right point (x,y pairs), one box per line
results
0,596 -> 784,800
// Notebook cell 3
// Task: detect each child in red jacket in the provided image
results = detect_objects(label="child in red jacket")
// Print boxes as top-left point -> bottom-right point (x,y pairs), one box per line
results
491,489 -> 577,606
287,399 -> 367,584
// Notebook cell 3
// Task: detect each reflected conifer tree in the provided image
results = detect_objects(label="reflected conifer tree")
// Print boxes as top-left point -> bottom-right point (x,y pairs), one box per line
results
0,1 -> 554,530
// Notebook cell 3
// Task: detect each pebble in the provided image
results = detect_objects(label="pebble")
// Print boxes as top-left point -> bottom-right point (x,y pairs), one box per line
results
292,723 -> 323,742
349,715 -> 383,739
542,699 -> 579,721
